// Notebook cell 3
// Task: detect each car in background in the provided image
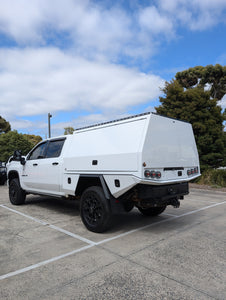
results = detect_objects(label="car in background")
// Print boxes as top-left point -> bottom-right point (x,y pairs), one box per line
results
0,162 -> 7,185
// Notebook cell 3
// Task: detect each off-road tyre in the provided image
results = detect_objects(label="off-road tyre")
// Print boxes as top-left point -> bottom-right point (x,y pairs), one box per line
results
138,205 -> 166,216
9,178 -> 26,205
80,186 -> 112,233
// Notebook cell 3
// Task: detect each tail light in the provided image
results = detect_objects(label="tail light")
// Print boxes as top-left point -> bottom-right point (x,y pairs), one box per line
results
144,170 -> 161,179
187,167 -> 199,176
150,171 -> 156,178
156,171 -> 161,179
144,170 -> 151,177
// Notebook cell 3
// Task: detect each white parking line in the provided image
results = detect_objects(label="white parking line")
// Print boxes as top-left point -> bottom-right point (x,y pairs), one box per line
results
96,201 -> 226,245
0,200 -> 225,280
187,198 -> 219,204
176,201 -> 226,217
49,224 -> 96,246
0,204 -> 95,245
0,245 -> 93,280
0,204 -> 48,225
162,212 -> 178,217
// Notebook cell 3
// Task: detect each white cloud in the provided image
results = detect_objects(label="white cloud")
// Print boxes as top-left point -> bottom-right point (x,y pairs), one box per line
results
139,6 -> 174,36
0,0 -> 225,137
10,119 -> 47,136
158,0 -> 226,30
51,112 -> 131,136
0,47 -> 164,121
0,0 -> 46,44
0,0 -> 136,59
1,0 -> 224,61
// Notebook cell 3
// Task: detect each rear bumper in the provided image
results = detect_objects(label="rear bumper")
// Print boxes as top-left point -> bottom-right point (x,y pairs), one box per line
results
136,182 -> 189,207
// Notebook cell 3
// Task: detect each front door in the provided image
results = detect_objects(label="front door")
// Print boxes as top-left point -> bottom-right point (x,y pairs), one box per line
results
22,139 -> 66,194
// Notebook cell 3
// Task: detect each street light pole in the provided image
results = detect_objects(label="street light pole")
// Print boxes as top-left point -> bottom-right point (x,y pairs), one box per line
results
48,113 -> 52,138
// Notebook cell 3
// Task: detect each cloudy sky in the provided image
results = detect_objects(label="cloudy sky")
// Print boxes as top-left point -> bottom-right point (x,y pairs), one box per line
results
0,0 -> 225,138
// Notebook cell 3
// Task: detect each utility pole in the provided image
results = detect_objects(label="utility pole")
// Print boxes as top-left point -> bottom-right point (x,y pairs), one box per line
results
48,113 -> 52,138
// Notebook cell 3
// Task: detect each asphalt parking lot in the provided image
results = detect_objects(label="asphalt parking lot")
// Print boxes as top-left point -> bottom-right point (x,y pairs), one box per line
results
0,185 -> 226,300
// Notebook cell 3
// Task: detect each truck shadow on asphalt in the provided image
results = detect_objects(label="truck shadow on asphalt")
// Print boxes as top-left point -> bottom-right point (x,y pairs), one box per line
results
25,195 -> 80,217
24,194 -> 181,234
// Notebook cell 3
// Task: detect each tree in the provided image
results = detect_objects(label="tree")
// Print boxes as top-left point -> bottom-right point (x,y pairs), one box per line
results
64,127 -> 75,135
0,131 -> 33,162
156,65 -> 226,170
223,131 -> 226,166
23,134 -> 42,146
0,116 -> 11,134
175,64 -> 226,100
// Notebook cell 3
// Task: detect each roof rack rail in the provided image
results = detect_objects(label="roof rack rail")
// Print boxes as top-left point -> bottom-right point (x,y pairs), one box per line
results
74,112 -> 151,132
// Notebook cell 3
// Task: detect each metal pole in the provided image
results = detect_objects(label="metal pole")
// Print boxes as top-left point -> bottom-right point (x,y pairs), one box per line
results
48,113 -> 52,138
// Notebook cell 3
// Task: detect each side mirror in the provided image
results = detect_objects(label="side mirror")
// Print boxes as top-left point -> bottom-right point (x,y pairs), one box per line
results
13,150 -> 22,160
13,150 -> 26,165
21,157 -> 26,165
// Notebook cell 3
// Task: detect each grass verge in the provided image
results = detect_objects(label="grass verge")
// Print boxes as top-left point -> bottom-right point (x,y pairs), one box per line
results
195,169 -> 226,188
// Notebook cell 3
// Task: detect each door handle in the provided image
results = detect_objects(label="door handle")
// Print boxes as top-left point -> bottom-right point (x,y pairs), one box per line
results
33,163 -> 38,166
52,162 -> 59,166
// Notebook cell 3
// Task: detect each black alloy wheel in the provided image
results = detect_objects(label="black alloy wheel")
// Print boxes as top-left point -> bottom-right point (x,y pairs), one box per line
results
9,178 -> 26,205
80,186 -> 112,233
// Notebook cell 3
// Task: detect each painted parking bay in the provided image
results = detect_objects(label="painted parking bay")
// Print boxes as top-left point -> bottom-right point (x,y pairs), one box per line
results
0,185 -> 225,299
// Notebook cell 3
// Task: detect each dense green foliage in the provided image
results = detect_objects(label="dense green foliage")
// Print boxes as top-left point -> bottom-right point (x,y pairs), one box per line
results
23,134 -> 42,147
224,132 -> 226,166
0,116 -> 11,134
156,64 -> 226,170
176,64 -> 226,100
196,169 -> 226,188
0,130 -> 34,162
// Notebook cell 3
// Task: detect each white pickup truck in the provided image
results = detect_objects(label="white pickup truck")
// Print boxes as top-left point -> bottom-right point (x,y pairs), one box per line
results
7,113 -> 200,232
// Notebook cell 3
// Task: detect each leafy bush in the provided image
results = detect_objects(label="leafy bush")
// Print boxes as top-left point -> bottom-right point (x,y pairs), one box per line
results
196,169 -> 226,187
0,130 -> 33,162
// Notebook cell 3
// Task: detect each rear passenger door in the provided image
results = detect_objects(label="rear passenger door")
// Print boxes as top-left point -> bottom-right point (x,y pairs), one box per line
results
23,138 -> 66,194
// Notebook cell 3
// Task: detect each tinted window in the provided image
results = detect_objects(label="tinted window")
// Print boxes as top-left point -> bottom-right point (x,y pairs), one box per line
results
45,139 -> 65,158
29,142 -> 47,160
